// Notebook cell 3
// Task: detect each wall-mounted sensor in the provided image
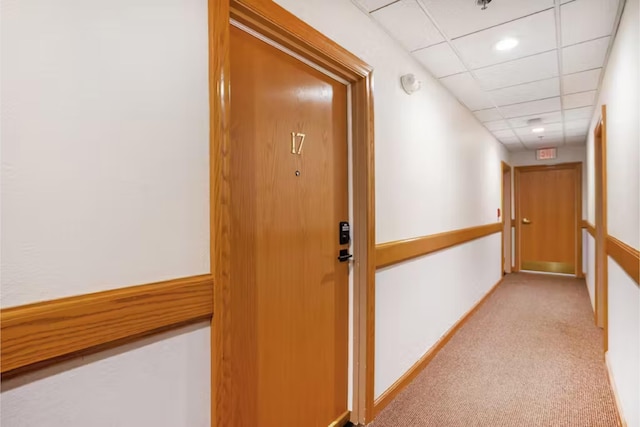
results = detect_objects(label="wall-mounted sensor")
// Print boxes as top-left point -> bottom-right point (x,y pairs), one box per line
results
400,74 -> 421,95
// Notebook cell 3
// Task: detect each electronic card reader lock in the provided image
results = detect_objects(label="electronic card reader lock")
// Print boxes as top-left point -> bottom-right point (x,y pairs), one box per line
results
338,221 -> 353,262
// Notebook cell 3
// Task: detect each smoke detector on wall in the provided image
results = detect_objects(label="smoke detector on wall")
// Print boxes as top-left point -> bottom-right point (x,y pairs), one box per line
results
400,74 -> 421,95
477,0 -> 492,10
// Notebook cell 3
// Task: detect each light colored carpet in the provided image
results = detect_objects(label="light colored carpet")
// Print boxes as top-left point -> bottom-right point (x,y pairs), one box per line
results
369,273 -> 619,427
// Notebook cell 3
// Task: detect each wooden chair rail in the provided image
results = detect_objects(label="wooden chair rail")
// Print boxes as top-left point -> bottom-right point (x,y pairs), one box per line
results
1,274 -> 213,374
607,235 -> 640,285
376,223 -> 502,269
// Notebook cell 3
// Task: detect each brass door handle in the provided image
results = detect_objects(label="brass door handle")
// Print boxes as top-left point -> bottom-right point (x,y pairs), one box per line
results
522,218 -> 532,224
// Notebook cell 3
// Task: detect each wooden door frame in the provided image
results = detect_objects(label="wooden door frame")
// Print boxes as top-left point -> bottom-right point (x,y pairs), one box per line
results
514,162 -> 583,276
209,1 -> 376,425
501,161 -> 511,275
594,105 -> 608,351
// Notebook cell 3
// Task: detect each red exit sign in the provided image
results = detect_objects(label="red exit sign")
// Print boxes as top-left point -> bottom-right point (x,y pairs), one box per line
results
536,147 -> 557,160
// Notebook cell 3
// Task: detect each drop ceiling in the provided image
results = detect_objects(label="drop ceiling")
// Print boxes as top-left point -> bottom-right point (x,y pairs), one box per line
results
355,0 -> 623,151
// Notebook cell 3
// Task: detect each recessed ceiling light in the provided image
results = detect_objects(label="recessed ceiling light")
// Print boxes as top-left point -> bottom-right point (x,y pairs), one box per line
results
532,127 -> 545,133
494,38 -> 519,51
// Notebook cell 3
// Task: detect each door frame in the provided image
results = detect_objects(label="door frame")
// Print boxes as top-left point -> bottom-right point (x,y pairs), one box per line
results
501,161 -> 511,275
208,1 -> 376,425
594,105 -> 608,351
514,162 -> 583,276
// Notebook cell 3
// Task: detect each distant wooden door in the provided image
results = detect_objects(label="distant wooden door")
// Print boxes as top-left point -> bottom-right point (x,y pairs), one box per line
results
516,164 -> 581,275
228,26 -> 349,426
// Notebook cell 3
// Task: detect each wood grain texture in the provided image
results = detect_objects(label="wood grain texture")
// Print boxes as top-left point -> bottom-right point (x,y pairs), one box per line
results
229,26 -> 349,426
375,223 -> 502,269
583,220 -> 596,237
594,105 -> 608,350
514,163 -> 582,276
230,0 -> 371,81
209,0 -> 232,426
212,2 -> 376,425
1,275 -> 213,374
607,235 -> 640,285
373,278 -> 504,416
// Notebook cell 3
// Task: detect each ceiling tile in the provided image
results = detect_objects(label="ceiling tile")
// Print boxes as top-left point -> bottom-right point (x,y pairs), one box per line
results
452,10 -> 557,69
489,78 -> 560,107
493,129 -> 517,139
564,118 -> 590,133
474,50 -> 559,90
413,43 -> 466,78
562,68 -> 601,94
508,111 -> 563,128
565,127 -> 588,137
439,73 -> 494,110
563,90 -> 596,109
522,133 -> 564,147
484,120 -> 511,131
561,0 -> 619,46
474,108 -> 503,122
358,0 -> 398,12
499,97 -> 561,119
420,0 -> 554,39
562,37 -> 610,74
514,122 -> 563,137
563,105 -> 594,121
565,135 -> 587,145
372,0 -> 444,51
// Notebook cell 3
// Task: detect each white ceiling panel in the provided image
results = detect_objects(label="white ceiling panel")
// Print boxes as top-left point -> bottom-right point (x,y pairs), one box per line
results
514,122 -> 564,137
563,90 -> 596,109
488,78 -> 560,107
420,0 -> 554,39
563,106 -> 594,121
474,50 -> 559,90
372,0 -> 444,51
499,97 -> 561,119
562,68 -> 601,94
365,0 -> 619,152
439,73 -> 494,110
358,0 -> 398,12
452,10 -> 557,69
484,120 -> 511,131
474,108 -> 503,122
566,135 -> 587,145
561,0 -> 619,46
562,36 -> 610,74
564,118 -> 590,133
493,129 -> 517,139
508,111 -> 563,128
413,43 -> 466,78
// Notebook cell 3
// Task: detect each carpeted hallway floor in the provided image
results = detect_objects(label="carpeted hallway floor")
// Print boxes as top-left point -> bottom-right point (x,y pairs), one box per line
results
369,273 -> 619,427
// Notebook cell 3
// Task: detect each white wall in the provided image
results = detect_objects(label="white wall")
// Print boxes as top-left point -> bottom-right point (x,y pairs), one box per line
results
0,322 -> 211,427
1,0 -> 211,424
607,260 -> 640,427
584,0 -> 640,424
274,0 -> 507,402
375,234 -> 501,396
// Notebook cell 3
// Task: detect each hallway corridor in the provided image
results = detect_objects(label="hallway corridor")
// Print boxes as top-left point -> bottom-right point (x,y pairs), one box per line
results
370,273 -> 619,427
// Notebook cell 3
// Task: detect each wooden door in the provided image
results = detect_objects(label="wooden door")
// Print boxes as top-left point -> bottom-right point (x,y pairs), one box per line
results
516,164 -> 581,275
228,26 -> 349,427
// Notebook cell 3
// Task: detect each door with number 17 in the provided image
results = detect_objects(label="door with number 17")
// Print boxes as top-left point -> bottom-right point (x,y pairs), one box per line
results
228,25 -> 350,426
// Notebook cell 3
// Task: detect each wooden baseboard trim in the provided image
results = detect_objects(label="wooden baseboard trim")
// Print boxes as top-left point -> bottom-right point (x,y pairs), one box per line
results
583,220 -> 596,237
607,235 -> 639,285
373,277 -> 504,417
328,410 -> 351,427
375,223 -> 502,269
605,352 -> 626,427
1,274 -> 213,374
